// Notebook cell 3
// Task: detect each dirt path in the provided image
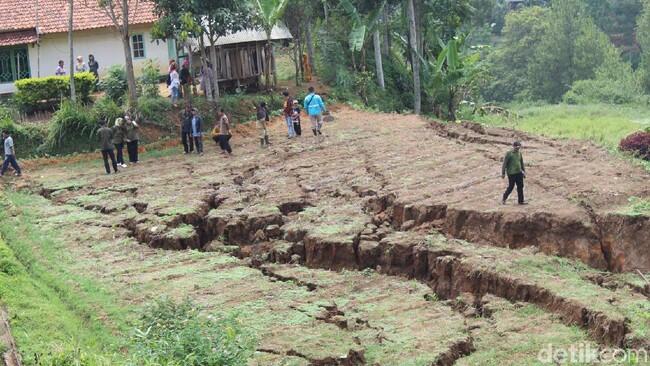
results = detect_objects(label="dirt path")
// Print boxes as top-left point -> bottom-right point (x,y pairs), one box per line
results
5,106 -> 650,364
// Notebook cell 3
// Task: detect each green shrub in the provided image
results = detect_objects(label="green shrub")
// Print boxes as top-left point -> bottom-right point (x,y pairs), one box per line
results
92,96 -> 123,126
100,66 -> 128,104
44,101 -> 98,155
137,96 -> 171,128
14,72 -> 96,113
130,297 -> 255,366
139,59 -> 161,98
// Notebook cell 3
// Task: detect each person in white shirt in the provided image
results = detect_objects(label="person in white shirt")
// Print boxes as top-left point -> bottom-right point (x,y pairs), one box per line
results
169,65 -> 181,107
1,130 -> 21,177
75,56 -> 88,73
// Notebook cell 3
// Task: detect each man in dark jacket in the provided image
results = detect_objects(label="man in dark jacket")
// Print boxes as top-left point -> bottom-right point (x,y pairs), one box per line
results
502,141 -> 526,205
181,105 -> 194,154
125,114 -> 140,164
98,122 -> 118,174
180,61 -> 192,102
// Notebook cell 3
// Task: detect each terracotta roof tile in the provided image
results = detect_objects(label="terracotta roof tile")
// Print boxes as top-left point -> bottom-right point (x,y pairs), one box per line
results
0,0 -> 157,35
0,29 -> 38,46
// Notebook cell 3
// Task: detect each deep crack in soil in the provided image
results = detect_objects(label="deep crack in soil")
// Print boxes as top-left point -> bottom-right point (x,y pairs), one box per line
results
18,106 -> 650,364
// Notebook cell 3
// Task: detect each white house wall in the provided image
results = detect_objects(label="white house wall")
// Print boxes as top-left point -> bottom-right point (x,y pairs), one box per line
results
0,24 -> 168,94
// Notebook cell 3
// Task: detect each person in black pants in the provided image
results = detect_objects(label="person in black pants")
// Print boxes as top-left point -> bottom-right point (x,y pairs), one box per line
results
125,114 -> 140,164
217,109 -> 232,156
181,105 -> 194,154
97,122 -> 118,174
190,108 -> 204,155
112,117 -> 127,167
502,141 -> 526,205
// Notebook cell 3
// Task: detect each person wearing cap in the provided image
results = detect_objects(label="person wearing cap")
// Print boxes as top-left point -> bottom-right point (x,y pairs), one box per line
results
291,100 -> 302,136
191,108 -> 203,155
502,141 -> 527,205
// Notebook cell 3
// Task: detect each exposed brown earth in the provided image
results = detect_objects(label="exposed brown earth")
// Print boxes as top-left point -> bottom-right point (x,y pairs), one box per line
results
9,106 -> 650,363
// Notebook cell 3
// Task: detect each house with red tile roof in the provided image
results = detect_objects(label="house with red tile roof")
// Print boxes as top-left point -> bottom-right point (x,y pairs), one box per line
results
0,0 -> 174,93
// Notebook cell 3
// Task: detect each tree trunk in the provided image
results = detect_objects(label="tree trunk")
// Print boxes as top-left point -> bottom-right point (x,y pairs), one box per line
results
199,36 -> 213,103
305,17 -> 316,74
264,35 -> 272,90
209,42 -> 221,102
271,42 -> 277,88
298,35 -> 305,81
448,88 -> 456,121
120,0 -> 137,106
406,0 -> 421,115
293,41 -> 300,86
382,8 -> 390,56
68,0 -> 76,102
373,30 -> 385,90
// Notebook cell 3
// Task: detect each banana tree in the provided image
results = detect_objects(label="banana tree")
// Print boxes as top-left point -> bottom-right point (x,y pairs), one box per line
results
254,0 -> 290,89
340,0 -> 387,89
397,32 -> 481,120
428,34 -> 481,121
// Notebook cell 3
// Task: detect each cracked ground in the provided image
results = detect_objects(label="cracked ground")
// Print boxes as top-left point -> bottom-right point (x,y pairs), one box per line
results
8,106 -> 650,365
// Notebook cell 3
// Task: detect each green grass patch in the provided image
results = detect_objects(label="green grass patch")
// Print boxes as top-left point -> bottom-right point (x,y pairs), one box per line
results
618,197 -> 650,217
472,103 -> 650,150
0,191 -> 130,364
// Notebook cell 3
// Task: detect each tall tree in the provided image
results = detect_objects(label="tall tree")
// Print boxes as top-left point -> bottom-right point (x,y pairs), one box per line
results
254,0 -> 290,89
201,1 -> 253,101
406,0 -> 421,114
373,29 -> 385,89
638,0 -> 650,91
340,0 -> 387,89
68,0 -> 76,102
528,0 -> 612,102
92,0 -> 140,106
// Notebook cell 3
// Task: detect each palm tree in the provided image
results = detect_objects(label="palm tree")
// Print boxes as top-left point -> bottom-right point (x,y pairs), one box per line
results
254,0 -> 289,89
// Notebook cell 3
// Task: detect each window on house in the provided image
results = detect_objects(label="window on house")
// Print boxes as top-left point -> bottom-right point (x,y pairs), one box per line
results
132,34 -> 145,59
0,47 -> 30,83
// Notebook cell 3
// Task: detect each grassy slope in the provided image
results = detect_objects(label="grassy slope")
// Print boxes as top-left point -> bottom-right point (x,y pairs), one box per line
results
0,191 -> 129,365
471,103 -> 650,151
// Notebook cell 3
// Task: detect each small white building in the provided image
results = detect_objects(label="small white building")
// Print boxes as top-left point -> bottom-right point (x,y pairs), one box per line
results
0,0 -> 173,94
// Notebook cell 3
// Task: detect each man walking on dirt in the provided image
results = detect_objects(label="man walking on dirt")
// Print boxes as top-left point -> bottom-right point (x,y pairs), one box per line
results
1,130 -> 21,177
502,141 -> 526,205
304,86 -> 327,142
283,91 -> 296,138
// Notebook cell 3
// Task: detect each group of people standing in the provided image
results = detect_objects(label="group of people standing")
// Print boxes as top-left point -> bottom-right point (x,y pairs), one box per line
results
56,55 -> 100,80
96,114 -> 140,174
180,105 -> 232,157
168,59 -> 192,107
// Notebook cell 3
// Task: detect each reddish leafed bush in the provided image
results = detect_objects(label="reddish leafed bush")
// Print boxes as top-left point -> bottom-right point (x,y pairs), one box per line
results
619,131 -> 650,160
